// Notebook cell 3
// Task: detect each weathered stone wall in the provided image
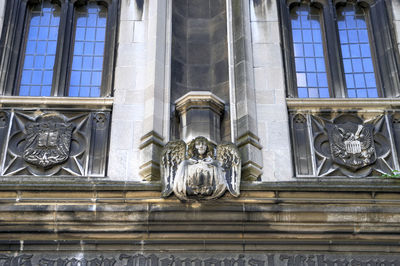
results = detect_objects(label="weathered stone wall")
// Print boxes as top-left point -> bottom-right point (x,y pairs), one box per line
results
108,0 -> 148,181
0,179 -> 399,254
249,0 -> 294,181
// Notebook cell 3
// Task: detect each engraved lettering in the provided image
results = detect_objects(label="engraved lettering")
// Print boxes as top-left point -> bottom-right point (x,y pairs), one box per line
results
294,255 -> 307,266
305,256 -> 316,266
248,259 -> 264,266
279,255 -> 294,266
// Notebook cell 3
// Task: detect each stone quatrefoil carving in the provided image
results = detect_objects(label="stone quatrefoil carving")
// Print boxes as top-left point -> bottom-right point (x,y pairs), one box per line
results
23,114 -> 74,168
161,136 -> 241,201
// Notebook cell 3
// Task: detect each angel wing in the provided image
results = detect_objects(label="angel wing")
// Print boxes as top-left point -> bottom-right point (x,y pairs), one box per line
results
217,142 -> 241,197
160,140 -> 186,197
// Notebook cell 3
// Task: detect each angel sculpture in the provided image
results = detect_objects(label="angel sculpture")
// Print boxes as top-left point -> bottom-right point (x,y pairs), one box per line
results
161,136 -> 241,201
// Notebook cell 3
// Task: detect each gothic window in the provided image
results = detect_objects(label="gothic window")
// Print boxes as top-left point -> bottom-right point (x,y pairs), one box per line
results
19,2 -> 60,96
280,0 -> 400,98
0,0 -> 118,97
337,4 -> 378,98
290,5 -> 329,98
69,3 -> 107,97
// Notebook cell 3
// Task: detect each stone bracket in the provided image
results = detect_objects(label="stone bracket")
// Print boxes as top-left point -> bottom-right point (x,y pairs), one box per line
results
237,131 -> 263,181
139,131 -> 164,181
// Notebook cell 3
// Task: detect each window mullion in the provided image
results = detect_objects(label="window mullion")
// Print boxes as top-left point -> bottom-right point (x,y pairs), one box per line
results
52,1 -> 74,96
280,1 -> 298,98
369,0 -> 400,97
322,4 -> 346,98
2,0 -> 29,95
101,0 -> 118,97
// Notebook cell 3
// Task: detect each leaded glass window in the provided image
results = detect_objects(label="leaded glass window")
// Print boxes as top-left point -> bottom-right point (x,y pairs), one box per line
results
337,4 -> 378,98
19,1 -> 60,96
291,5 -> 329,98
69,3 -> 107,97
0,0 -> 118,97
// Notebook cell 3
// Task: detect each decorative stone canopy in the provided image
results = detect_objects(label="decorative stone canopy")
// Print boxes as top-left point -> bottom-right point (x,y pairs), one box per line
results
175,91 -> 225,144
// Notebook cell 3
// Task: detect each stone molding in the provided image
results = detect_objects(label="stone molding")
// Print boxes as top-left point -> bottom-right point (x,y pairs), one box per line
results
175,91 -> 225,116
287,98 -> 400,111
0,96 -> 113,108
0,179 -> 400,251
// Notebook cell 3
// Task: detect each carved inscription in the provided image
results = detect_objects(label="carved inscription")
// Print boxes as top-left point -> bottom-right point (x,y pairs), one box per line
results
0,253 -> 400,266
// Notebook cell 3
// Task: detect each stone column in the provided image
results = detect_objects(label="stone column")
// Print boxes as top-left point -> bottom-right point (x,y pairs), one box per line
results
175,91 -> 225,144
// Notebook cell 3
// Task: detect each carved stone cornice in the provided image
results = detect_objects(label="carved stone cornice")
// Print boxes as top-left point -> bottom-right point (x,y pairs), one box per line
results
0,96 -> 113,108
287,98 -> 400,112
175,91 -> 225,116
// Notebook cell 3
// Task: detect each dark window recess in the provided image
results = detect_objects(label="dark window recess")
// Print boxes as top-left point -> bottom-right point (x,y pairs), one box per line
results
0,0 -> 118,97
279,0 -> 400,98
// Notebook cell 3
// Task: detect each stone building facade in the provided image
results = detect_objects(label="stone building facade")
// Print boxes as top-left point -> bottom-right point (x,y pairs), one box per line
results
0,0 -> 399,264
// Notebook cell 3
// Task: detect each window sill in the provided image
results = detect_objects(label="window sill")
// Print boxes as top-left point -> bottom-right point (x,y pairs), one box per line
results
0,96 -> 113,109
286,98 -> 400,111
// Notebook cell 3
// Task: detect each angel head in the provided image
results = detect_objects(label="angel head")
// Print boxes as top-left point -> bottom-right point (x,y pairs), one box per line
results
187,136 -> 214,159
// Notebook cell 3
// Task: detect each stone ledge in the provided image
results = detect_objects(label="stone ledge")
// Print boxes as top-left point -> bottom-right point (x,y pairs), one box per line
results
286,98 -> 400,111
0,177 -> 399,191
0,96 -> 114,108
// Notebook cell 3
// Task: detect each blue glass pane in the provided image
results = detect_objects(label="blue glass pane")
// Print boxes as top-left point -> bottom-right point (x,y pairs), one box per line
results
309,88 -> 319,98
293,44 -> 303,57
345,74 -> 355,88
69,86 -> 79,96
92,72 -> 102,86
363,58 -> 373,72
28,27 -> 38,40
304,43 -> 314,57
354,74 -> 365,88
305,58 -> 316,71
307,73 -> 317,86
93,57 -> 103,70
292,30 -> 302,42
83,57 -> 93,69
291,5 -> 329,98
315,58 -> 325,72
20,86 -> 30,96
80,86 -> 90,97
97,16 -> 107,27
367,89 -> 378,97
356,89 -> 367,97
352,59 -> 363,72
348,89 -> 356,98
337,4 -> 377,98
350,44 -> 360,57
296,73 -> 307,87
317,73 -> 328,87
295,58 -> 305,72
30,86 -> 41,96
302,30 -> 312,42
319,88 -> 329,98
24,56 -> 34,68
69,2 -> 107,97
90,87 -> 101,97
365,73 -> 376,87
298,87 -> 308,98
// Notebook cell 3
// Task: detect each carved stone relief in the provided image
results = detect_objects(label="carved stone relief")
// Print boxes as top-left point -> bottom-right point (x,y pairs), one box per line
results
312,114 -> 392,177
22,114 -> 74,168
0,110 -> 111,176
161,136 -> 241,201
